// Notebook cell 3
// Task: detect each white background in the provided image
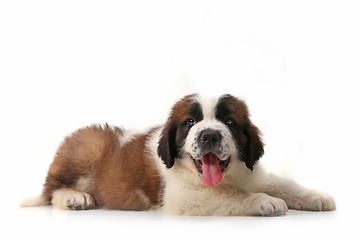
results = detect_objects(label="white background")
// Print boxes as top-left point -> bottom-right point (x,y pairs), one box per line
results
1,0 -> 359,239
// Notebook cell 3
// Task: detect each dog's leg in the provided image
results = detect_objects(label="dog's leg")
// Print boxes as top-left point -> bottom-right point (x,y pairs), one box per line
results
51,189 -> 95,210
163,184 -> 288,216
249,173 -> 336,211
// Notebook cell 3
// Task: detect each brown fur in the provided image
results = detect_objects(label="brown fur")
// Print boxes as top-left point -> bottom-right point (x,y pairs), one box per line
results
158,94 -> 201,168
42,125 -> 162,210
216,94 -> 264,170
22,94 -> 335,215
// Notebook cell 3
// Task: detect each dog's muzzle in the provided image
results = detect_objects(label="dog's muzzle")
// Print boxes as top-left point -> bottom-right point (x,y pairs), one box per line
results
191,129 -> 231,186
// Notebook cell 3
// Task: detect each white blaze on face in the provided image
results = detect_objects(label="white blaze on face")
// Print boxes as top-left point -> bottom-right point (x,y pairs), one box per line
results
182,95 -> 238,186
197,94 -> 218,120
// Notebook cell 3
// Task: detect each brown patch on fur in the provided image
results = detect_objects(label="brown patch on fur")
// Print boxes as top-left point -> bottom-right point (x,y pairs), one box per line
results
42,125 -> 162,210
216,94 -> 264,170
158,94 -> 203,168
167,94 -> 198,124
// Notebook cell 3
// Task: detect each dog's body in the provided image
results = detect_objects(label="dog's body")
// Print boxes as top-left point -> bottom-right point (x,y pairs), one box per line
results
21,94 -> 335,216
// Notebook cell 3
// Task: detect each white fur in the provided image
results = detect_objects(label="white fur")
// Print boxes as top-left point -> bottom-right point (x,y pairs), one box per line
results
147,127 -> 166,176
146,95 -> 336,216
119,129 -> 141,147
196,94 -> 219,120
52,189 -> 95,210
150,133 -> 335,215
20,178 -> 96,210
20,195 -> 49,208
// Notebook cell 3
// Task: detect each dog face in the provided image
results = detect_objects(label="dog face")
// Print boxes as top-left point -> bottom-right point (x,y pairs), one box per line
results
158,94 -> 264,186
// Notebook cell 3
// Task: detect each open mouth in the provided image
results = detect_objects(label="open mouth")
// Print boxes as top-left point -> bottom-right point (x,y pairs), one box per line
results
193,152 -> 230,186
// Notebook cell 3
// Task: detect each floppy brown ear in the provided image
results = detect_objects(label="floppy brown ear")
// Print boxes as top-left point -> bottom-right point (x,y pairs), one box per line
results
242,122 -> 264,170
157,120 -> 177,168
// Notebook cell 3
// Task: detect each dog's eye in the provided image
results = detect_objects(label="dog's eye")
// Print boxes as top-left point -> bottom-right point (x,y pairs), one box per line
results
224,116 -> 233,125
186,118 -> 196,126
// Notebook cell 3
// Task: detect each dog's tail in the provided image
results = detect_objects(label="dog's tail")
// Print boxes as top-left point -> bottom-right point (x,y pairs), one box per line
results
20,195 -> 50,208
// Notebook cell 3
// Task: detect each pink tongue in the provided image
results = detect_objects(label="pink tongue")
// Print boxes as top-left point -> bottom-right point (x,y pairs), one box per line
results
201,153 -> 223,186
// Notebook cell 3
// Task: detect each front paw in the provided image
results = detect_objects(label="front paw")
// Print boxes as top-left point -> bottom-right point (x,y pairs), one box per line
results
289,190 -> 336,211
249,193 -> 288,216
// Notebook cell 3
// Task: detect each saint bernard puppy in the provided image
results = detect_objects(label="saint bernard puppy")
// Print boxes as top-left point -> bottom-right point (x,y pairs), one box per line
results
21,93 -> 336,216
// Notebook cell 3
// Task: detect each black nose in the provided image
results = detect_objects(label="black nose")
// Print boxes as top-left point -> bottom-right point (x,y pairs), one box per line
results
199,129 -> 222,148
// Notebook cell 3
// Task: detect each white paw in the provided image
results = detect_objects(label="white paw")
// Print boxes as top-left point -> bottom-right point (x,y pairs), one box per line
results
249,193 -> 288,216
52,189 -> 95,210
288,190 -> 336,211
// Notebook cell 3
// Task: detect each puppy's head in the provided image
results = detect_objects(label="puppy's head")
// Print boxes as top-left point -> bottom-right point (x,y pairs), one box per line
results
157,94 -> 264,186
